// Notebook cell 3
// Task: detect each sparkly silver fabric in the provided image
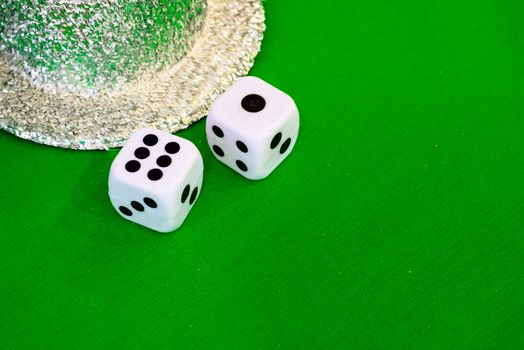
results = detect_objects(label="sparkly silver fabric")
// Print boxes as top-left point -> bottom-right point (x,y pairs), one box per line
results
0,0 -> 265,150
1,0 -> 207,94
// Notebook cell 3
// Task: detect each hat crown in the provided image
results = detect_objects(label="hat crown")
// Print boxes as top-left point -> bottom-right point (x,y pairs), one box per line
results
0,0 -> 206,93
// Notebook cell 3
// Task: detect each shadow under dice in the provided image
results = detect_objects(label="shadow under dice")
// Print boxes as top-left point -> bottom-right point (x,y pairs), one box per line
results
108,128 -> 203,233
206,76 -> 299,180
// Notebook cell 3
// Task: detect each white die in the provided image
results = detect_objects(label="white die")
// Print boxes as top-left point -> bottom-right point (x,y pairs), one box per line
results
206,76 -> 299,180
108,128 -> 203,233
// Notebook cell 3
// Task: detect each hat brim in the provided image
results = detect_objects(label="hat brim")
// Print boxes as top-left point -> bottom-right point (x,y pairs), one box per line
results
0,0 -> 265,150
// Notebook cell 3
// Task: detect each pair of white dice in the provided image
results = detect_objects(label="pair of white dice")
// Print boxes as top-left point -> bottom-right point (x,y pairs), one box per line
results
108,77 -> 299,232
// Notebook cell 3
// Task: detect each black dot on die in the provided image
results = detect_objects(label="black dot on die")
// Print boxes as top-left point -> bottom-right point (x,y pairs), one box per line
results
119,206 -> 132,216
212,125 -> 224,138
156,155 -> 172,167
241,94 -> 266,113
143,134 -> 158,146
270,132 -> 282,150
134,147 -> 150,159
236,160 -> 248,172
213,145 -> 225,157
125,160 -> 141,173
236,141 -> 248,153
280,138 -> 292,154
189,187 -> 199,205
143,197 -> 157,208
131,201 -> 144,212
181,185 -> 190,203
147,168 -> 163,181
165,142 -> 180,154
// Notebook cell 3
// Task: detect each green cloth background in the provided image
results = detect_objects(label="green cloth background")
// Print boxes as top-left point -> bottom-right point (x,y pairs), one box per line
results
1,1 -> 523,348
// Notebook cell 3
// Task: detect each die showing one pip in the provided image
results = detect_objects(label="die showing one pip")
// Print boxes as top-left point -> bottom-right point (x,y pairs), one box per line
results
108,128 -> 203,233
206,76 -> 299,180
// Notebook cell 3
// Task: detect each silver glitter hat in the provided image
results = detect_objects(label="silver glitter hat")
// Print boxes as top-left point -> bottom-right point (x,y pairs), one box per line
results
0,0 -> 265,149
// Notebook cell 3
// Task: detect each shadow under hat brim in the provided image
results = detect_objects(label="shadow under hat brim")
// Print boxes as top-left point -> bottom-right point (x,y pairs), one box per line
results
0,0 -> 265,150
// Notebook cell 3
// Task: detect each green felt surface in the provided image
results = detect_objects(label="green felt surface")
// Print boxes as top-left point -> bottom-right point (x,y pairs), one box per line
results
1,1 -> 524,348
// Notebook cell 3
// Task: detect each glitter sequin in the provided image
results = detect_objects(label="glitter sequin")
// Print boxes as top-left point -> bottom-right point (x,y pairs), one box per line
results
0,0 -> 265,150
